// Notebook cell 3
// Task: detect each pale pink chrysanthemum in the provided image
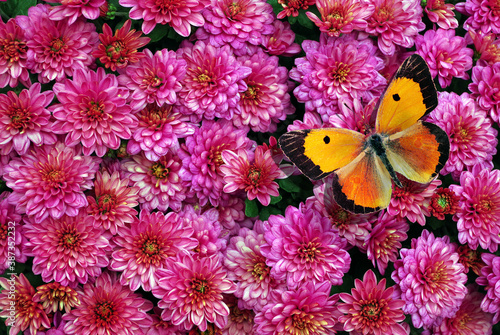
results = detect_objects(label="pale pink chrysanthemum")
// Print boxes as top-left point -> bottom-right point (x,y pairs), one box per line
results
0,191 -> 26,274
426,92 -> 497,176
261,205 -> 351,289
86,171 -> 140,235
46,0 -> 106,24
222,295 -> 255,335
468,29 -> 500,66
468,62 -> 500,123
122,150 -> 189,212
15,4 -> 98,83
231,49 -> 294,133
224,227 -> 286,312
195,0 -> 274,52
306,0 -> 374,37
216,193 -> 246,235
24,211 -> 111,287
416,28 -> 473,88
118,48 -> 186,112
51,67 -> 137,157
177,41 -> 251,121
289,33 -> 385,121
179,119 -> 254,207
110,210 -> 198,291
364,0 -> 426,56
127,103 -> 196,161
254,281 -> 341,335
392,230 -> 467,329
0,274 -> 50,335
2,142 -> 100,223
152,252 -> 237,331
261,20 -> 301,57
0,18 -> 30,88
365,210 -> 409,275
387,176 -> 441,226
119,0 -> 208,36
456,0 -> 500,34
424,0 -> 458,29
63,271 -> 153,334
450,166 -> 500,252
338,270 -> 407,335
0,83 -> 55,156
476,253 -> 500,323
221,146 -> 286,206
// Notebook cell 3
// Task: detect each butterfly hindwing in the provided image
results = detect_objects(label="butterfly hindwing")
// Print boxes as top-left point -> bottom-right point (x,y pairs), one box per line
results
278,128 -> 365,180
376,54 -> 438,135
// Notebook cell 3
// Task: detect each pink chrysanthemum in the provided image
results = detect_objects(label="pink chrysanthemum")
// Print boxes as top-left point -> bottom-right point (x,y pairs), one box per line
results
15,4 -> 98,83
33,282 -> 79,314
261,205 -> 351,289
476,253 -> 500,323
119,0 -> 208,36
63,271 -> 153,334
254,281 -> 341,335
122,150 -> 188,212
277,0 -> 315,18
118,48 -> 186,112
0,83 -> 55,156
46,0 -> 106,24
24,211 -> 111,286
195,0 -> 274,52
364,0 -> 425,55
177,41 -> 251,121
424,0 -> 458,29
147,307 -> 185,335
216,193 -> 246,234
416,29 -> 473,88
231,50 -> 294,133
468,29 -> 500,66
289,33 -> 385,121
127,103 -> 196,161
426,92 -> 497,176
0,192 -> 26,274
0,18 -> 29,88
110,210 -> 198,291
366,210 -> 409,275
224,227 -> 286,312
86,171 -> 139,235
221,146 -> 286,206
457,244 -> 485,275
338,270 -> 407,335
468,62 -> 500,123
392,230 -> 467,329
456,0 -> 500,34
0,274 -> 50,335
450,166 -> 500,252
222,295 -> 255,335
261,20 -> 301,57
51,67 -> 137,157
306,0 -> 374,37
152,253 -> 237,331
179,119 -> 254,207
3,142 -> 100,222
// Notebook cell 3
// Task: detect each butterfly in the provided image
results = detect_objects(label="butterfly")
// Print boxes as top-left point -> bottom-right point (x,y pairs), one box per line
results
278,54 -> 450,214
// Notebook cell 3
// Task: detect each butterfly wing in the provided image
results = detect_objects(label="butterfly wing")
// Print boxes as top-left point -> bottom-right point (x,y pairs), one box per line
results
385,121 -> 450,184
278,128 -> 365,180
376,54 -> 438,135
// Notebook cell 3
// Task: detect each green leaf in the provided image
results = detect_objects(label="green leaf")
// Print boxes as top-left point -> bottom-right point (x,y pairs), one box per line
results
297,13 -> 315,30
0,0 -> 36,18
279,178 -> 301,193
269,194 -> 282,205
146,24 -> 170,43
259,206 -> 282,221
245,198 -> 259,218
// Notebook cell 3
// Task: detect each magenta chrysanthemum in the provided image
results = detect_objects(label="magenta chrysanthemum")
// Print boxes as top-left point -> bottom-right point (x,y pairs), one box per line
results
63,271 -> 153,334
15,4 -> 98,83
2,142 -> 100,223
456,0 -> 500,34
222,295 -> 255,335
51,67 -> 137,157
110,210 -> 198,291
416,28 -> 473,88
46,0 -> 106,24
426,92 -> 497,176
0,83 -> 55,156
177,41 -> 251,121
0,18 -> 29,88
224,227 -> 286,312
24,211 -> 111,287
468,62 -> 500,123
424,0 -> 458,29
261,20 -> 301,57
179,119 -> 254,207
118,48 -> 186,112
261,205 -> 351,289
119,0 -> 208,36
338,270 -> 407,335
254,281 -> 341,335
476,253 -> 500,323
392,230 -> 467,329
364,0 -> 425,55
152,252 -> 237,331
0,192 -> 26,274
450,166 -> 500,252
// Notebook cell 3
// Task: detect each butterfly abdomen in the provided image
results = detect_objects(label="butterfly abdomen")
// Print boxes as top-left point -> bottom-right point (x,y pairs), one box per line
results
367,134 -> 402,188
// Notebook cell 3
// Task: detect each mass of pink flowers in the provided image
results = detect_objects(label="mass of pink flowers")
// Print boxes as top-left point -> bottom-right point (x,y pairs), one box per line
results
0,0 -> 499,334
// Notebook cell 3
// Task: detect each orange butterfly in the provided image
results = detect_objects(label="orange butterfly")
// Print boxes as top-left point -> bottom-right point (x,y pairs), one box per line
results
279,54 -> 449,213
